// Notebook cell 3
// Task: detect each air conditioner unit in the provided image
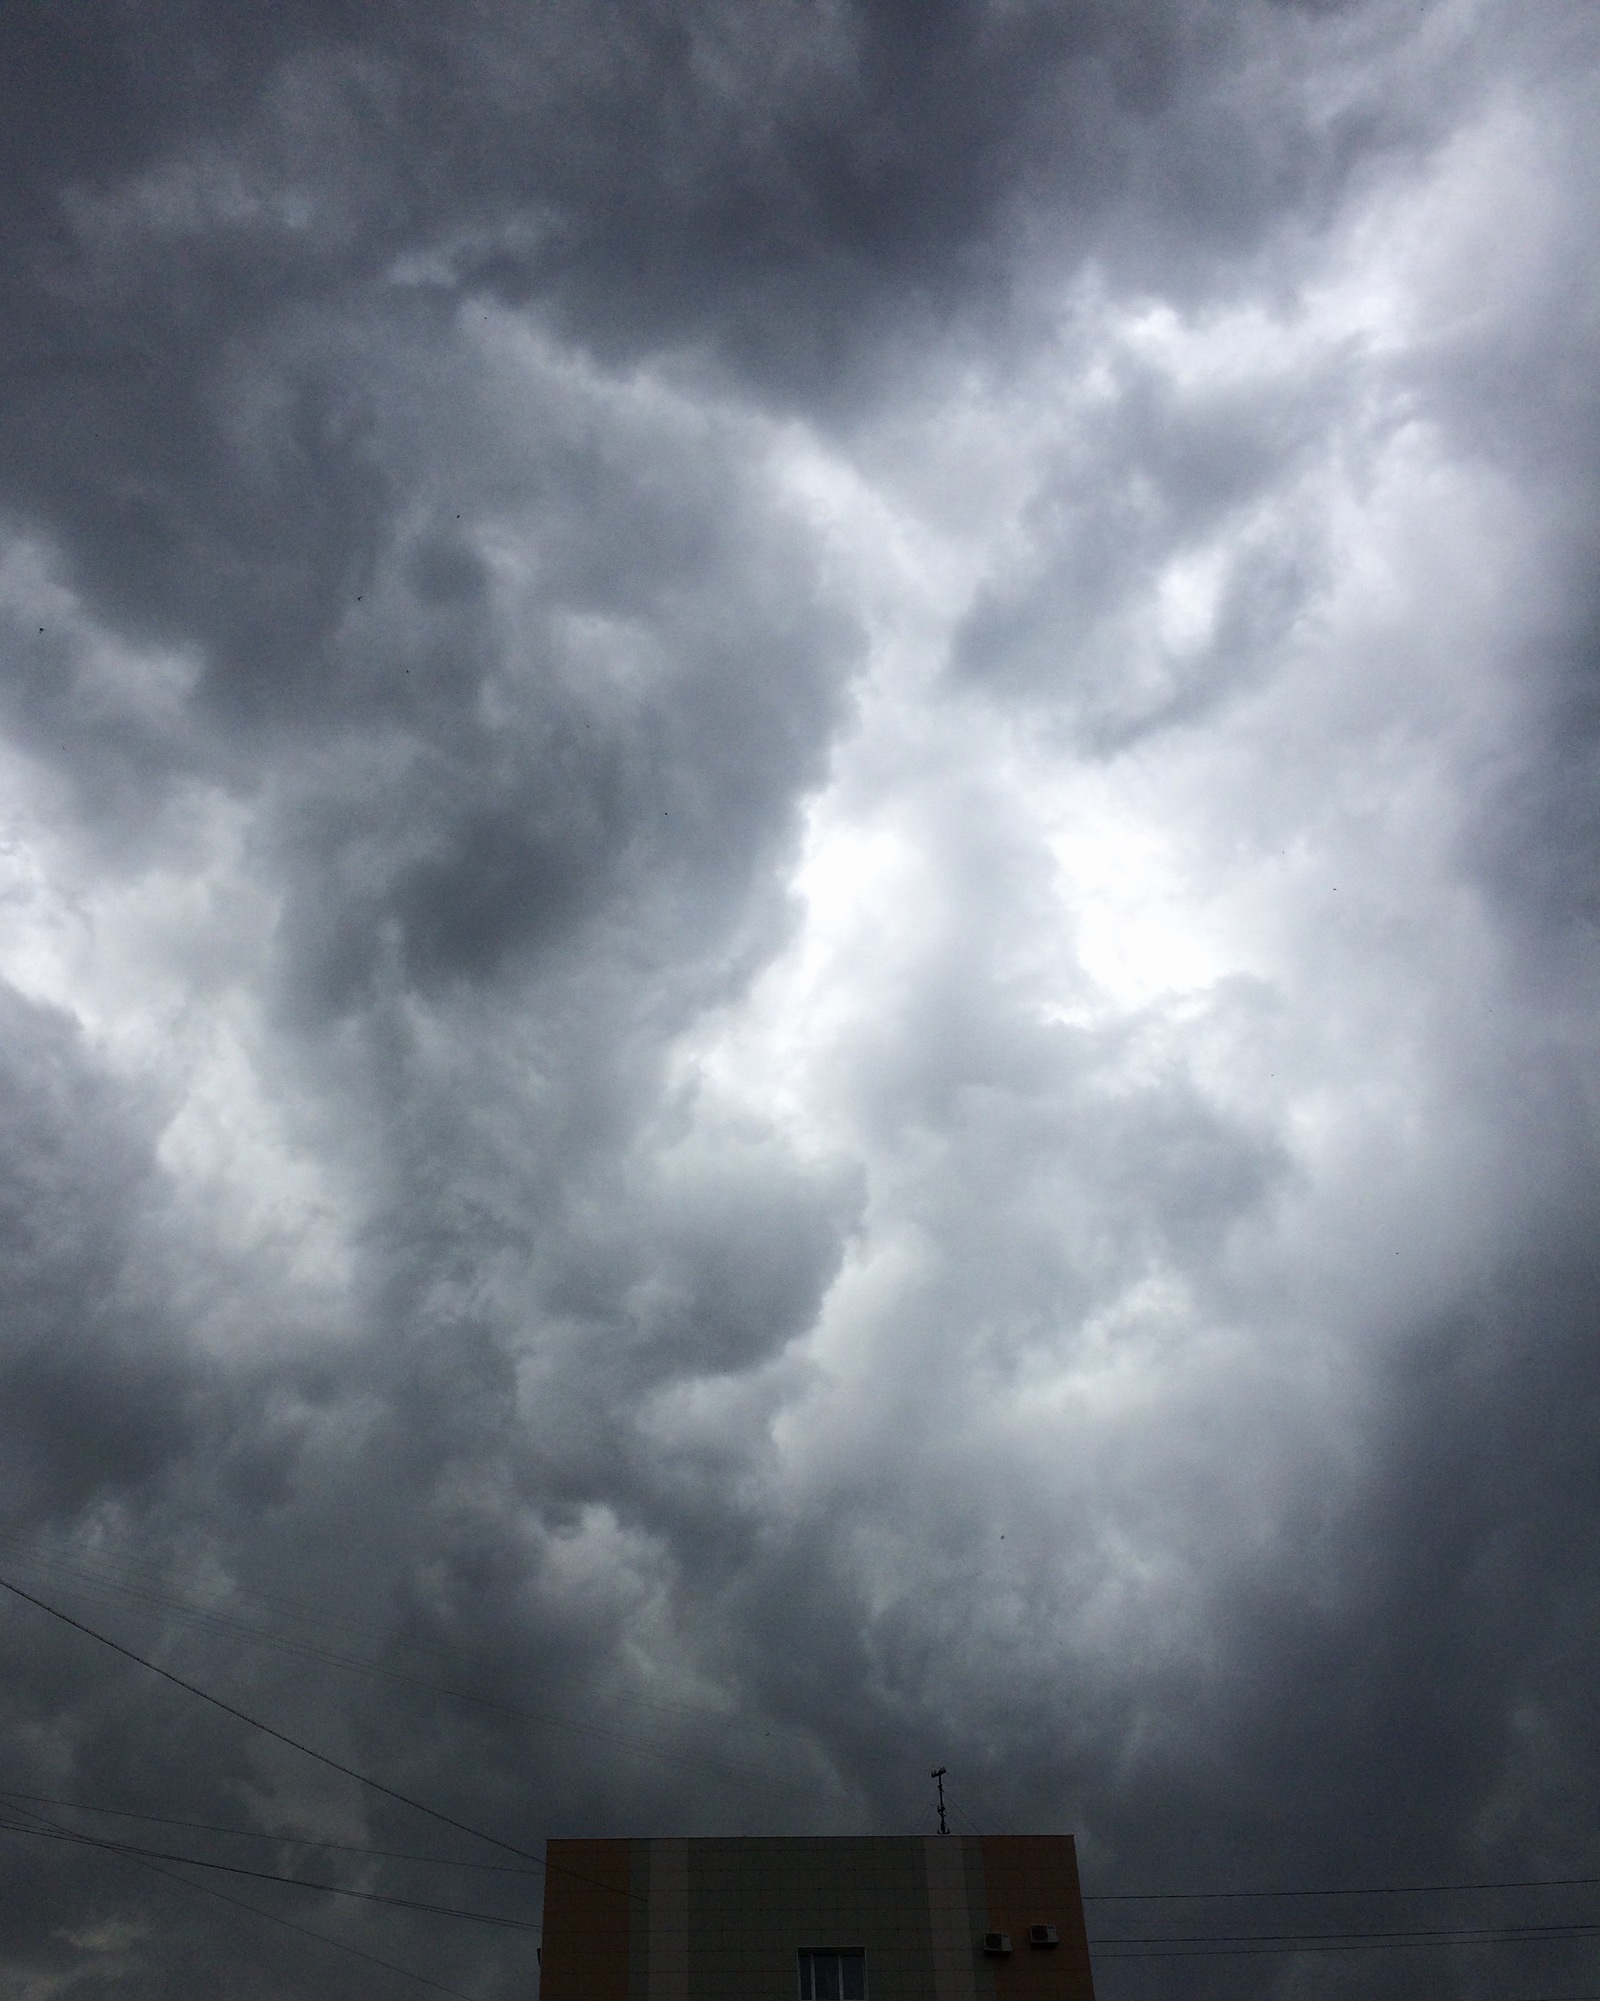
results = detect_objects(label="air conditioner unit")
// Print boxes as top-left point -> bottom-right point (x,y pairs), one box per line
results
1027,1925 -> 1058,1948
982,1933 -> 1012,1956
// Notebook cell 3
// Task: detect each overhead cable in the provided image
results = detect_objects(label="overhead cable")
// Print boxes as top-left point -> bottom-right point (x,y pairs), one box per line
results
0,1787 -> 540,1873
1092,1920 -> 1600,1959
0,1814 -> 539,1929
0,1541 -> 809,1797
1088,1874 -> 1600,1902
1,1802 -> 488,2001
0,1570 -> 643,1908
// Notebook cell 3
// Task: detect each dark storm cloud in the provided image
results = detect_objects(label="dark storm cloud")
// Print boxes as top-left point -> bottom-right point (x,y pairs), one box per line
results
0,981 -> 195,1517
0,0 -> 1431,733
2,4 -> 1600,2000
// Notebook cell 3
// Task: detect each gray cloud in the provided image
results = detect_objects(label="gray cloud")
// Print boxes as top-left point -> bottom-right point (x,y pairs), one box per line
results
0,982 -> 196,1518
1,3 -> 1599,1999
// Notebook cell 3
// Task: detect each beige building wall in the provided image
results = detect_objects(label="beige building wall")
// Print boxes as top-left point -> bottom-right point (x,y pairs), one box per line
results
542,1834 -> 1094,2001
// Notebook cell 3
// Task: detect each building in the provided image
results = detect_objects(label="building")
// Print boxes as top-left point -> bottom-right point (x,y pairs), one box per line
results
539,1835 -> 1096,2001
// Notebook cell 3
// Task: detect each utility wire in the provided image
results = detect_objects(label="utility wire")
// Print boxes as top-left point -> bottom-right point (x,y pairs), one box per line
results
1,1803 -> 488,2001
11,1566 -> 1600,1951
14,1789 -> 1598,2001
0,1787 -> 541,1874
0,1536 -> 782,1737
1092,1920 -> 1600,1948
9,1805 -> 1600,1980
1092,1922 -> 1600,1959
9,1781 -> 1600,1925
1087,1873 -> 1600,1902
0,1543 -> 815,1799
42,1810 -> 1599,1971
0,1814 -> 539,1929
0,1571 -> 643,1909
0,1539 -> 430,1655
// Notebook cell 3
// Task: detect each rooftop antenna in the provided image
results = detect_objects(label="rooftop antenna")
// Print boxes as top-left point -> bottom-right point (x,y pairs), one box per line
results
931,1766 -> 949,1837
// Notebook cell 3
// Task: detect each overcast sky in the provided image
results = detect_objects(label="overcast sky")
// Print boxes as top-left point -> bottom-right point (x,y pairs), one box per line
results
1,3 -> 1599,1997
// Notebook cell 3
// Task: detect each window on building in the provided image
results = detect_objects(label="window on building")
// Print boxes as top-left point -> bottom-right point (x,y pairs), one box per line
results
798,1949 -> 866,2001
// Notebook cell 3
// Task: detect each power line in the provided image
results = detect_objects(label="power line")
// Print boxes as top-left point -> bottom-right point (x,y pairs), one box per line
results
11,1809 -> 1599,1996
1087,1874 -> 1600,1902
0,1814 -> 539,1930
9,1781 -> 1600,1930
1,1802 -> 488,2001
63,1539 -> 1586,1921
1092,1920 -> 1600,1959
0,1571 -> 644,1910
17,1778 -> 1600,1924
19,1783 -> 1597,2001
0,1536 -> 784,1740
1093,1921 -> 1600,1948
0,1787 -> 540,1874
11,1564 -> 1600,1969
9,1808 -> 1600,1987
0,1542 -> 819,1800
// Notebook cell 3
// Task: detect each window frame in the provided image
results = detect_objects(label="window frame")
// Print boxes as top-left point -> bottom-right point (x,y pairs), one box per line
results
797,1947 -> 868,2001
